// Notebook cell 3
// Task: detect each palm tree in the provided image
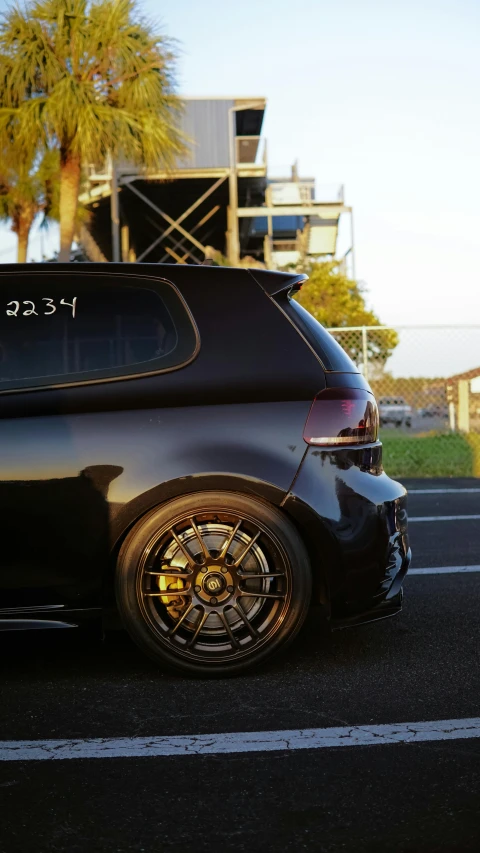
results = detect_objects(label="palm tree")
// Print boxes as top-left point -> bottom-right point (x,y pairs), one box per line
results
0,148 -> 58,263
0,0 -> 184,261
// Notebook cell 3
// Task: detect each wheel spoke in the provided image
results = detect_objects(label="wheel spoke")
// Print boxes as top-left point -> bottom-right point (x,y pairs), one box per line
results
237,571 -> 285,579
239,591 -> 285,600
168,602 -> 195,637
217,609 -> 240,649
219,519 -> 242,560
170,529 -> 197,568
144,589 -> 192,597
231,603 -> 258,638
145,569 -> 192,579
232,530 -> 261,567
187,607 -> 209,648
189,517 -> 211,563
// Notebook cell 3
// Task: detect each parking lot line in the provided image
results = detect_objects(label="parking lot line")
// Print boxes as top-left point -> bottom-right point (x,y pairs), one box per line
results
409,565 -> 480,575
408,489 -> 480,495
409,515 -> 480,522
2,718 -> 480,761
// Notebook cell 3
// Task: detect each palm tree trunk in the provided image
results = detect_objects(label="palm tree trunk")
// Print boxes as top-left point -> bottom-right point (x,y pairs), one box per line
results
14,209 -> 35,264
58,151 -> 81,262
17,225 -> 29,264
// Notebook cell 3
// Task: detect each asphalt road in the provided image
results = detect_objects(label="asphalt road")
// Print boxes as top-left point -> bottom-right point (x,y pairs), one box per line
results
1,477 -> 480,853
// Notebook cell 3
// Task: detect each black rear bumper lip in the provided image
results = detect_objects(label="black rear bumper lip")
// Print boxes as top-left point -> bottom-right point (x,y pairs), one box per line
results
385,546 -> 412,600
331,547 -> 412,631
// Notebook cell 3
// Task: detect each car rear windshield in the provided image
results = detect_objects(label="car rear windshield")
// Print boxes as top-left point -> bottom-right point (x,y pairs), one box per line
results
282,296 -> 359,373
0,274 -> 198,391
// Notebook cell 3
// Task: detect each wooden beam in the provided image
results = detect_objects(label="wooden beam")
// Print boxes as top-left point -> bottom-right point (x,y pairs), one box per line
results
136,176 -> 227,263
164,246 -> 187,264
236,204 -> 351,218
125,183 -> 208,255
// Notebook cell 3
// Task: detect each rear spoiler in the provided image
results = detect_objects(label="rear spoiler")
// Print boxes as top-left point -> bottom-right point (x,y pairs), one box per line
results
248,269 -> 308,297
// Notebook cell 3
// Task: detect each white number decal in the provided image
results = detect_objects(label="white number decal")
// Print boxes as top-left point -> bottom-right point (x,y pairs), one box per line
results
60,297 -> 77,318
6,297 -> 77,317
42,298 -> 56,315
6,301 -> 20,317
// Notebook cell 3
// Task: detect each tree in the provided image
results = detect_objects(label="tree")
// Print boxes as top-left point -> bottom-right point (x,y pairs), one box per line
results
0,0 -> 185,261
0,147 -> 58,262
294,261 -> 399,373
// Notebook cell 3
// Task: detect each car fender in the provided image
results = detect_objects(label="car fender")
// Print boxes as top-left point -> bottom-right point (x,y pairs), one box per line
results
109,470 -> 289,552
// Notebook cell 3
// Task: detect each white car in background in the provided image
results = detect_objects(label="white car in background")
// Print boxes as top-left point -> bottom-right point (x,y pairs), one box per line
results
378,397 -> 412,428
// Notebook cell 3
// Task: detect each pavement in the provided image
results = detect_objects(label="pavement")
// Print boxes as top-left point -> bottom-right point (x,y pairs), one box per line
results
1,477 -> 480,852
382,414 -> 448,434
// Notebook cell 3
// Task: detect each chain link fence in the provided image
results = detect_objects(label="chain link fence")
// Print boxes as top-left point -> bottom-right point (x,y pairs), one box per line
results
327,326 -> 480,479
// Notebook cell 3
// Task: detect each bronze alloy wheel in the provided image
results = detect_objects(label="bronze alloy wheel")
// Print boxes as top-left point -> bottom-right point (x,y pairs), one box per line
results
116,492 -> 312,676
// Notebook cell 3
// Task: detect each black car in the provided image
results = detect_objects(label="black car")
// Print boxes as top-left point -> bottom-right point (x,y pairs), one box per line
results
0,263 -> 410,675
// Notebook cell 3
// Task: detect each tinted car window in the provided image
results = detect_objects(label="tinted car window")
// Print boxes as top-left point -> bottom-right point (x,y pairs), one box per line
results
0,274 -> 198,391
282,296 -> 359,373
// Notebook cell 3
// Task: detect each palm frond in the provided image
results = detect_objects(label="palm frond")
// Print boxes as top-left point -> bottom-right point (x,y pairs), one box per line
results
0,0 -> 187,259
0,0 -> 186,165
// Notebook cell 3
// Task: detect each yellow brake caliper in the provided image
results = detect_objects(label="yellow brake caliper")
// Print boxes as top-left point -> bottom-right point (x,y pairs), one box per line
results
157,569 -> 187,620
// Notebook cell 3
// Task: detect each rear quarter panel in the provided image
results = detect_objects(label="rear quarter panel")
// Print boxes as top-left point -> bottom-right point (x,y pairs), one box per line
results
0,401 -> 310,609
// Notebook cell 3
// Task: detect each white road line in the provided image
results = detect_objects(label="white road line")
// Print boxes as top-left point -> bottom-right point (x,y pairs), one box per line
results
409,515 -> 480,522
1,718 -> 480,762
409,488 -> 480,495
409,565 -> 480,575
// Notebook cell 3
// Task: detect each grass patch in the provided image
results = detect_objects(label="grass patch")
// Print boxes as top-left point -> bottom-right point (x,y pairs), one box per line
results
381,431 -> 476,478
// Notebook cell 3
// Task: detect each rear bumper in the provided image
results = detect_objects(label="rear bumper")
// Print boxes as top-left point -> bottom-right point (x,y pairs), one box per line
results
283,442 -> 411,625
331,545 -> 411,630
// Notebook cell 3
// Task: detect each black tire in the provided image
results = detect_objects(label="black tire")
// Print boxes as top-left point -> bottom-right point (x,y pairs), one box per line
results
115,491 -> 312,676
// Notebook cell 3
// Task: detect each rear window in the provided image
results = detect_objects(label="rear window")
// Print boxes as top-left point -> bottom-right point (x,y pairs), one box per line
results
0,274 -> 198,392
282,297 -> 359,373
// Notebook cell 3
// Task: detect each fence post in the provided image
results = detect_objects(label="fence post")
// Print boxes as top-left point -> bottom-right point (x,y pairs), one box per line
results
458,380 -> 470,433
362,326 -> 369,380
448,402 -> 456,432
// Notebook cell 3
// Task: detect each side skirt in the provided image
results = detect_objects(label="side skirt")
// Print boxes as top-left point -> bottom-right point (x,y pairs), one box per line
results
0,607 -> 102,631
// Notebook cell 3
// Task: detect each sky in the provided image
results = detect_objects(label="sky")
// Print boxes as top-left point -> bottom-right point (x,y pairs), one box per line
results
0,0 -> 479,337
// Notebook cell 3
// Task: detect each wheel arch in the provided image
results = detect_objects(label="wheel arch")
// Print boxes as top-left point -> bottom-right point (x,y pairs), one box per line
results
104,474 -> 287,606
281,495 -> 342,614
104,475 -> 331,615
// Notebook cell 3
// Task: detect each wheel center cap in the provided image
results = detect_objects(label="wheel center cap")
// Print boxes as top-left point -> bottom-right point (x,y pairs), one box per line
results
203,572 -> 227,596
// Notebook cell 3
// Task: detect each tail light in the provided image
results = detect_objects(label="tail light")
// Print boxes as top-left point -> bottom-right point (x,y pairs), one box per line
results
303,388 -> 379,446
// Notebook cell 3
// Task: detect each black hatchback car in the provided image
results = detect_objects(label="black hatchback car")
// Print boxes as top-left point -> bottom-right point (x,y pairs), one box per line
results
0,263 -> 410,675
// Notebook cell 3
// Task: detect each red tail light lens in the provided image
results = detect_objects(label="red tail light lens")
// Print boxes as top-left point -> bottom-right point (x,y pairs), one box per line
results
303,388 -> 379,446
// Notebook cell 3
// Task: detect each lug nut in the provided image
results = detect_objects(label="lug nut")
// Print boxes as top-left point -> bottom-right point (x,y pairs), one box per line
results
194,585 -> 201,593
201,566 -> 208,573
221,566 -> 228,573
210,597 -> 218,605
227,585 -> 234,593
